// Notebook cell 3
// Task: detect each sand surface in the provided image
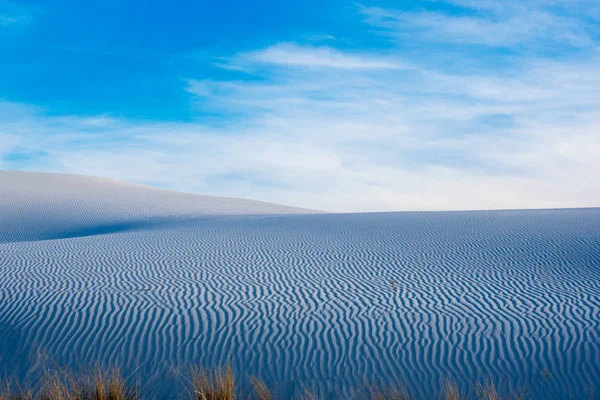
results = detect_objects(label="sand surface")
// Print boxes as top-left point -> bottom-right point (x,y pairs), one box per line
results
0,171 -> 598,398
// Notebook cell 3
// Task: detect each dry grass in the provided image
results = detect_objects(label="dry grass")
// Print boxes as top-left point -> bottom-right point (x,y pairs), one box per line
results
1,367 -> 138,400
442,378 -> 463,400
295,388 -> 320,400
474,379 -> 529,400
0,381 -> 33,400
191,371 -> 325,400
0,366 -> 555,400
248,377 -> 273,400
85,367 -> 139,400
191,365 -> 236,400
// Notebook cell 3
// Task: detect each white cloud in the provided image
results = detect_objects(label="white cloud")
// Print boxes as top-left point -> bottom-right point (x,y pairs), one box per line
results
236,43 -> 406,70
0,1 -> 34,28
362,2 -> 594,48
2,1 -> 600,212
3,49 -> 600,212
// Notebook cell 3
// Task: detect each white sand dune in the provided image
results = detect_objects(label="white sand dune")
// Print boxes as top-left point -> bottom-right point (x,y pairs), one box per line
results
0,170 -> 599,399
0,170 -> 317,243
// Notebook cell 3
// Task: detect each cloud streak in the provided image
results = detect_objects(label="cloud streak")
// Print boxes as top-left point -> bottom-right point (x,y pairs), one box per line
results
237,43 -> 405,69
1,0 -> 599,212
362,1 -> 597,49
0,1 -> 34,28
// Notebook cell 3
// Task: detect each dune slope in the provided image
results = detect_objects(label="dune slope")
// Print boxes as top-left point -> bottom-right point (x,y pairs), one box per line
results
0,171 -> 599,399
0,170 -> 317,243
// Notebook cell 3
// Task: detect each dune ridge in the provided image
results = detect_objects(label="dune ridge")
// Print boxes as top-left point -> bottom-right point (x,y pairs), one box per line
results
0,171 -> 599,399
0,170 -> 318,243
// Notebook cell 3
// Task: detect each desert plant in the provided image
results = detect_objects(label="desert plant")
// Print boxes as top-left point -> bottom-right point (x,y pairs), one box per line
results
0,380 -> 34,400
248,376 -> 273,400
474,379 -> 529,400
295,387 -> 321,400
191,365 -> 236,400
85,367 -> 139,400
0,364 -> 555,400
38,366 -> 139,400
441,378 -> 462,400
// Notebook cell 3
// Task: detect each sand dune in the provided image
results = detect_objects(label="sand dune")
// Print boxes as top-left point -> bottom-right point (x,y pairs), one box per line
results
0,171 -> 599,399
0,170 -> 317,243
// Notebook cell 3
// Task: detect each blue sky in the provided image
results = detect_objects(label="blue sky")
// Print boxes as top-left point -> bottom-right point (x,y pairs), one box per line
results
1,0 -> 599,211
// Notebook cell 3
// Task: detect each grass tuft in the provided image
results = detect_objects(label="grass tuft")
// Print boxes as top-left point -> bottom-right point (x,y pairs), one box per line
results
474,379 -> 529,400
87,367 -> 139,400
248,376 -> 273,400
0,380 -> 34,400
0,365 -> 562,400
296,388 -> 320,400
442,378 -> 463,400
1,367 -> 139,400
191,365 -> 236,400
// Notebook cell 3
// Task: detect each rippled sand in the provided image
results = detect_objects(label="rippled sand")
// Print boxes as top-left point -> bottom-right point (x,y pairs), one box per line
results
0,171 -> 598,399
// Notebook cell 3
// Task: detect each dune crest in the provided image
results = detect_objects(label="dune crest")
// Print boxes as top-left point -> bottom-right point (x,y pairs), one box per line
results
0,170 -> 317,242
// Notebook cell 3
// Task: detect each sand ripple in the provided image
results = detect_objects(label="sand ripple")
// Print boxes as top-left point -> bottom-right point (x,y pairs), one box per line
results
0,173 -> 599,398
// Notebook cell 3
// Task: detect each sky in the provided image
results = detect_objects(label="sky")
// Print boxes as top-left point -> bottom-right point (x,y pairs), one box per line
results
1,0 -> 599,212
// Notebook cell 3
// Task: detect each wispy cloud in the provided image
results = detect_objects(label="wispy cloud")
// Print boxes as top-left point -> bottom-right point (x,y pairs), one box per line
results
233,43 -> 405,70
1,0 -> 599,211
4,52 -> 600,211
362,1 -> 596,48
0,1 -> 34,28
